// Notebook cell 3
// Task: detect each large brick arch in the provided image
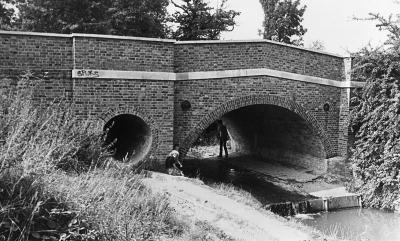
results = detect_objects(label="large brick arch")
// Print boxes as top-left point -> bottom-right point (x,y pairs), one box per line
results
180,94 -> 335,159
98,106 -> 159,162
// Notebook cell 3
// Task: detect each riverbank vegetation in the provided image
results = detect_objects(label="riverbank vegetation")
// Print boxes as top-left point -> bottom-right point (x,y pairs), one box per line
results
349,12 -> 400,210
0,74 -> 180,240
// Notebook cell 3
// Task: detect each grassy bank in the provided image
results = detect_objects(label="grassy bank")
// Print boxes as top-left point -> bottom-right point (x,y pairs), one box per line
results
0,74 -> 180,240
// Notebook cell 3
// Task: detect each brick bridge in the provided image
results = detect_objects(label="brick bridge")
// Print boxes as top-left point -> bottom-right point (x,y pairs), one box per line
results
0,31 -> 361,173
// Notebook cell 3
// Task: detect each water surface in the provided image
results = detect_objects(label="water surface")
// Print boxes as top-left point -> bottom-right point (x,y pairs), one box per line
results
301,208 -> 400,241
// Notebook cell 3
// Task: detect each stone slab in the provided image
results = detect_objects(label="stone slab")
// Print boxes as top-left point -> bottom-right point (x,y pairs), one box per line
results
328,195 -> 361,210
309,186 -> 355,198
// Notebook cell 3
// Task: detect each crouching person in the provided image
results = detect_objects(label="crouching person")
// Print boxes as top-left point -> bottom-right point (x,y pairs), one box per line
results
165,144 -> 184,176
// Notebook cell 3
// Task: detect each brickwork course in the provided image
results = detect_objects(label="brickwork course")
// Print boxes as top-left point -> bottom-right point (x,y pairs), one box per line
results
0,31 -> 354,171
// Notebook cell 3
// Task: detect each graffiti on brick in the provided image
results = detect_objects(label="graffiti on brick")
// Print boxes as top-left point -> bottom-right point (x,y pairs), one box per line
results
76,70 -> 100,78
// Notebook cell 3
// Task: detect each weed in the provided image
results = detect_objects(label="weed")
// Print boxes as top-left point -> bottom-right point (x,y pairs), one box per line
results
0,73 -> 179,240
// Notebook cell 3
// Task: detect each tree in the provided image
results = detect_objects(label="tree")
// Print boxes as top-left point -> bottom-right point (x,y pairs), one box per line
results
13,0 -> 110,34
350,12 -> 400,210
8,0 -> 170,38
259,0 -> 307,46
171,0 -> 240,41
307,39 -> 325,51
0,0 -> 15,30
107,0 -> 171,38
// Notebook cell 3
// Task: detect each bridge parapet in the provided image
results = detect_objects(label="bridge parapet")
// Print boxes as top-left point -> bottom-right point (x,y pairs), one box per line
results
174,39 -> 345,82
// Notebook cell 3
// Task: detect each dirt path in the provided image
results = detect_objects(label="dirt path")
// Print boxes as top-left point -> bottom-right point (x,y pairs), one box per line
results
142,172 -> 319,241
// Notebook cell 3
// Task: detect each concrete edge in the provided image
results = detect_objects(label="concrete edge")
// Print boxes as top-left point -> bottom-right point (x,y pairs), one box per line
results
0,30 -> 71,38
0,30 -> 175,43
177,68 -> 344,87
71,33 -> 176,43
72,68 -> 361,88
72,69 -> 176,81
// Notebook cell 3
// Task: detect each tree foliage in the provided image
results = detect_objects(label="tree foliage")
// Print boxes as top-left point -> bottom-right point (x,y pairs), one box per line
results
1,0 -> 171,38
259,0 -> 307,46
1,0 -> 241,40
350,12 -> 400,210
171,0 -> 240,40
107,0 -> 171,38
0,0 -> 16,30
307,39 -> 325,51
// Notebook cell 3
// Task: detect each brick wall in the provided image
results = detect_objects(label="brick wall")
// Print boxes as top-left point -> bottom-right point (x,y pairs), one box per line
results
0,31 -> 350,171
0,32 -> 176,163
0,33 -> 74,103
0,34 -> 73,70
174,41 -> 344,81
73,35 -> 175,71
72,78 -> 175,161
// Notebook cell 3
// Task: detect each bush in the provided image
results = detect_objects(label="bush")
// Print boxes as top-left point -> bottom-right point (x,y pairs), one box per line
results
349,13 -> 400,210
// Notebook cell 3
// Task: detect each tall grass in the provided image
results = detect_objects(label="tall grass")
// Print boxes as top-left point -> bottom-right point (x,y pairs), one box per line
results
0,73 -> 179,240
44,169 -> 178,240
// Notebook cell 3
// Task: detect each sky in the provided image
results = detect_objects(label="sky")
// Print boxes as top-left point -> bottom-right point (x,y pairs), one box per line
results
170,0 -> 400,56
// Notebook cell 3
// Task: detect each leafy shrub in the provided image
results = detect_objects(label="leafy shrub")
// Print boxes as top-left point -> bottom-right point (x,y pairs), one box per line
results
349,13 -> 400,209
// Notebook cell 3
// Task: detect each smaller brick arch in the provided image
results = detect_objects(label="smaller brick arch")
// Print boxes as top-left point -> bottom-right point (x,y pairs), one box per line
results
180,94 -> 335,159
98,106 -> 159,164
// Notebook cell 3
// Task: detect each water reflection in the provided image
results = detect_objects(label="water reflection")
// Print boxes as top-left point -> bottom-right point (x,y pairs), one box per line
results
301,208 -> 400,241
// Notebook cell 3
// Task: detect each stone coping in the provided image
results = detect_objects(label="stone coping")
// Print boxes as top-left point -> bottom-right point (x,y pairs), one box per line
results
0,30 -> 345,57
72,68 -> 365,88
0,30 -> 175,43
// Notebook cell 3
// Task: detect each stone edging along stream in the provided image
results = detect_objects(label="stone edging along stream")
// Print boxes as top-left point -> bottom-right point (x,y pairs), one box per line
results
265,187 -> 362,216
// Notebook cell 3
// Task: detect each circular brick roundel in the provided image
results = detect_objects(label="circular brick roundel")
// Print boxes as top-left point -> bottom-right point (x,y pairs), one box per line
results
180,100 -> 192,111
180,94 -> 334,159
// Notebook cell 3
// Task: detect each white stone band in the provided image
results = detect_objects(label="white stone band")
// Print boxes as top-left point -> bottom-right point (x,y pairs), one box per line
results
72,69 -> 176,80
72,68 -> 364,88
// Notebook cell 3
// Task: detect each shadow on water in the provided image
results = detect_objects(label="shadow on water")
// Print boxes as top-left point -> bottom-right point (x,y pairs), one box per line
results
182,155 -> 314,206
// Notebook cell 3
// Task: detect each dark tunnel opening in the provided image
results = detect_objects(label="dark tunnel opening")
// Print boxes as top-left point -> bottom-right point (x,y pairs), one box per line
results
189,104 -> 326,171
104,114 -> 152,163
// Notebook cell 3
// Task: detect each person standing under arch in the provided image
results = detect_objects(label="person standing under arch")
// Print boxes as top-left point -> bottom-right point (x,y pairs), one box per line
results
217,120 -> 228,158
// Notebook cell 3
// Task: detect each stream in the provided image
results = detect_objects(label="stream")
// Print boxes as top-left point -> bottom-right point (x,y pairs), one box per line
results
182,156 -> 400,241
301,208 -> 400,241
182,157 -> 314,205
